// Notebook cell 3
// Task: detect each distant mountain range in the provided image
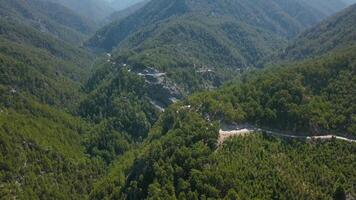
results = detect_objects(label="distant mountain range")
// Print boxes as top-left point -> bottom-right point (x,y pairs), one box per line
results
86,0 -> 352,100
282,4 -> 356,60
107,0 -> 148,11
42,0 -> 114,25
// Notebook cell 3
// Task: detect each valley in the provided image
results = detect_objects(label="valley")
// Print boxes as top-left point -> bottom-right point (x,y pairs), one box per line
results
0,0 -> 355,199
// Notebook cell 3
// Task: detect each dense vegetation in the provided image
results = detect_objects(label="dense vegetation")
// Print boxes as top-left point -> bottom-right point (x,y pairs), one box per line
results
0,0 -> 96,44
0,4 -> 107,199
87,0 -> 352,94
88,0 -> 334,51
79,65 -> 159,140
107,0 -> 149,23
90,105 -> 356,199
282,4 -> 356,60
186,46 -> 356,136
0,17 -> 94,108
1,0 -> 356,199
0,88 -> 105,199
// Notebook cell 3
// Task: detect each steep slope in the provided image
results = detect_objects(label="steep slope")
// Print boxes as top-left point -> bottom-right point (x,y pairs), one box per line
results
300,0 -> 349,16
43,0 -> 114,25
108,0 -> 148,11
89,37 -> 356,200
282,4 -> 356,60
187,46 -> 356,136
88,0 -> 328,51
90,84 -> 356,199
0,15 -> 94,107
107,0 -> 149,23
0,87 -> 104,199
85,0 -> 350,111
0,0 -> 96,44
0,3 -> 117,198
78,63 -> 160,140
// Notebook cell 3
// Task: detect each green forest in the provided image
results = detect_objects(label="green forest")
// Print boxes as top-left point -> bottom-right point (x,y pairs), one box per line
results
1,0 -> 355,199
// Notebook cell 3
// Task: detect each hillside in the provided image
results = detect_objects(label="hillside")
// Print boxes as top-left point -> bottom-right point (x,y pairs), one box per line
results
0,12 -> 95,108
0,0 -> 97,44
107,0 -> 149,23
0,2 -> 123,197
86,0 -> 353,96
89,59 -> 356,198
88,35 -> 356,200
1,1 -> 356,199
188,46 -> 356,136
282,4 -> 356,60
108,0 -> 147,11
300,0 -> 349,16
88,0 -> 328,51
42,0 -> 114,25
78,64 -> 160,140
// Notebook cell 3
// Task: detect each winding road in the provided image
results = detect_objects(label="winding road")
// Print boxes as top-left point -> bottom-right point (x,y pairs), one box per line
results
219,124 -> 356,144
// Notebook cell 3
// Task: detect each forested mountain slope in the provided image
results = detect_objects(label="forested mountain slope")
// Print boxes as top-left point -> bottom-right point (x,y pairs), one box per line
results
42,0 -> 114,26
300,0 -> 349,16
86,0 -> 351,98
87,5 -> 356,199
0,17 -> 94,108
186,46 -> 356,136
90,45 -> 356,198
0,92 -> 105,199
282,4 -> 356,60
1,1 -> 355,199
0,2 -> 120,197
89,54 -> 356,199
88,0 -> 336,51
0,0 -> 96,44
108,0 -> 148,11
78,64 -> 160,140
107,0 -> 149,23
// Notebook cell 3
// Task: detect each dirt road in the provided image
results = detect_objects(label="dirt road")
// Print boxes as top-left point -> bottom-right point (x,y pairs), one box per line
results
218,124 -> 356,144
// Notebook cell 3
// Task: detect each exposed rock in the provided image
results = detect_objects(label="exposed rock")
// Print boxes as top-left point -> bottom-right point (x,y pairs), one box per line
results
135,67 -> 183,107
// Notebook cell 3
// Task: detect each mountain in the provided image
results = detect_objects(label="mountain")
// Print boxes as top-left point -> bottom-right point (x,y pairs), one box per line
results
282,4 -> 356,60
85,0 -> 351,109
88,19 -> 356,200
89,46 -> 356,199
1,1 -> 356,199
342,0 -> 356,4
78,64 -> 160,140
0,17 -> 94,107
108,0 -> 148,11
300,0 -> 349,16
187,46 -> 356,136
0,2 -> 121,198
0,94 -> 104,199
43,0 -> 114,25
0,0 -> 96,44
85,6 -> 356,199
88,0 -> 329,51
107,0 -> 149,23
